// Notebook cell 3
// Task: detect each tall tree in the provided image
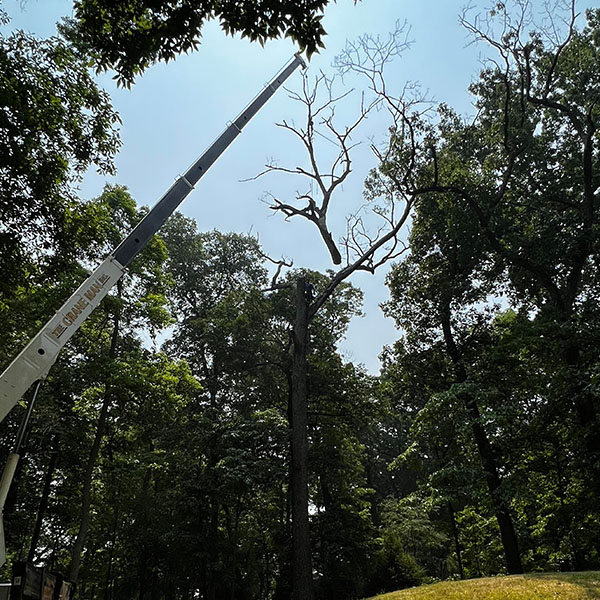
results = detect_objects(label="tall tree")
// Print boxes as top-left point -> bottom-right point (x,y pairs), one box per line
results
453,2 -> 600,491
159,217 -> 291,599
65,186 -> 172,582
254,24 -> 421,597
376,0 -> 600,574
382,190 -> 524,574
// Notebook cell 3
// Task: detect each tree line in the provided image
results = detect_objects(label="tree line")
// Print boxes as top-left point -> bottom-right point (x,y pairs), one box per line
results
0,1 -> 599,598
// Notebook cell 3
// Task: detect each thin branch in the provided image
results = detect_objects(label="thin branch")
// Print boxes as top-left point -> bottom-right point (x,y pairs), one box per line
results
257,248 -> 293,290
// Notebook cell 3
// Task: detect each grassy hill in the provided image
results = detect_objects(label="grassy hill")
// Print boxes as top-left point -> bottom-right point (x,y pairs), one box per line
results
368,572 -> 600,600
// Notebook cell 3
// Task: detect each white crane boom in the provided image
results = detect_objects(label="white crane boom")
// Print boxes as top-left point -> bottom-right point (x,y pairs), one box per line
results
0,52 -> 306,568
0,52 -> 306,423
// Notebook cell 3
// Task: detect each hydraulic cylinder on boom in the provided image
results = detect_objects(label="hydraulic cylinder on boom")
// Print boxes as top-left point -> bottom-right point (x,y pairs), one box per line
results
0,52 -> 306,566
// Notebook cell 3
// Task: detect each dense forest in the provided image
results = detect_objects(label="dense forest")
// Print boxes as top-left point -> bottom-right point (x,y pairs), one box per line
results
0,1 -> 599,599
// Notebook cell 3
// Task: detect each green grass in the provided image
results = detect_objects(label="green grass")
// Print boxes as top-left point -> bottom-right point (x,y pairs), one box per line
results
368,572 -> 600,600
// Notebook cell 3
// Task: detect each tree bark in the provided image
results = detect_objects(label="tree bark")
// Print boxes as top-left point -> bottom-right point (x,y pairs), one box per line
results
466,400 -> 523,574
69,285 -> 122,582
290,278 -> 314,600
27,436 -> 59,563
137,462 -> 153,600
104,438 -> 119,600
447,501 -> 464,580
441,306 -> 523,575
69,387 -> 112,582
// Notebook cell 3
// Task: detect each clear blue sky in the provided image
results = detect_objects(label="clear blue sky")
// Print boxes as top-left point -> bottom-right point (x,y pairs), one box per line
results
3,0 -> 598,372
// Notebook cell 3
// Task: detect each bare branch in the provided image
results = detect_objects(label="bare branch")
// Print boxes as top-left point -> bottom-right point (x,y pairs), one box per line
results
461,0 -> 584,135
249,21 -> 428,319
257,248 -> 293,290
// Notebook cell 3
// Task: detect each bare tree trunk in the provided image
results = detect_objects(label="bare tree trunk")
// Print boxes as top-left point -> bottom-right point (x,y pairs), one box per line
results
138,543 -> 150,600
290,278 -> 313,600
138,464 -> 153,600
69,388 -> 111,581
447,502 -> 464,580
69,284 -> 121,582
207,497 -> 220,600
441,306 -> 523,575
27,436 -> 59,563
104,439 -> 119,600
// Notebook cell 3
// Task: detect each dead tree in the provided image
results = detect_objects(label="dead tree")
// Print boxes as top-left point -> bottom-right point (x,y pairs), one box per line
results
253,23 -> 427,599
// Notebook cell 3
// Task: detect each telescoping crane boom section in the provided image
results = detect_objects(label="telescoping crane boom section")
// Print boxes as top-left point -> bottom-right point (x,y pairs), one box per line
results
0,53 -> 306,424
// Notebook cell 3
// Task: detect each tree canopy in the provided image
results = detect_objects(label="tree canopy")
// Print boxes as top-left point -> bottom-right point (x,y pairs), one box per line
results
0,27 -> 120,301
2,1 -> 600,599
63,0 -> 352,85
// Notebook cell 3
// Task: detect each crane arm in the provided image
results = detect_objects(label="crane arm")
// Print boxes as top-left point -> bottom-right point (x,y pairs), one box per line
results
0,52 -> 306,423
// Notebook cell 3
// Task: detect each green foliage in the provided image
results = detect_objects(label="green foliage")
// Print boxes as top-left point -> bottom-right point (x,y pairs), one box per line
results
0,28 -> 120,297
367,534 -> 426,597
454,506 -> 504,577
310,360 -> 378,599
377,0 -> 600,585
63,0 -> 339,85
4,2 -> 600,597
